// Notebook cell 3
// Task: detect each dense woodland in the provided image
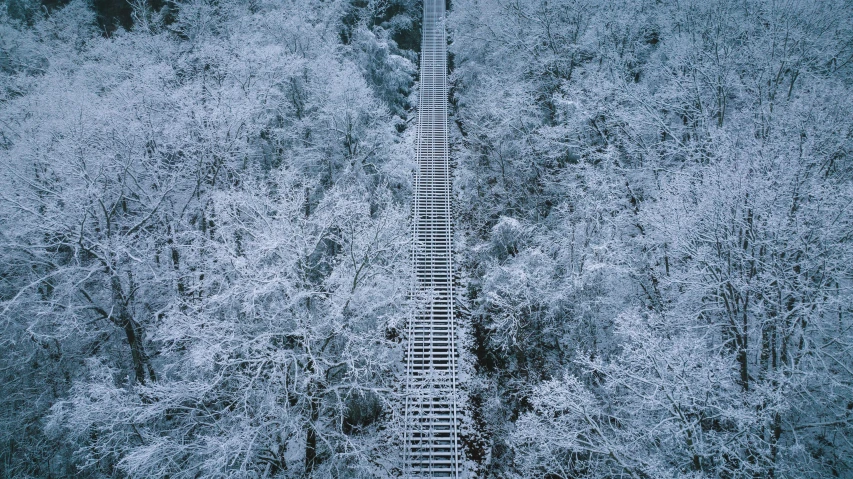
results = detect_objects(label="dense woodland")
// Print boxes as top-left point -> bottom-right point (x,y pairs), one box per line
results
1,0 -> 852,477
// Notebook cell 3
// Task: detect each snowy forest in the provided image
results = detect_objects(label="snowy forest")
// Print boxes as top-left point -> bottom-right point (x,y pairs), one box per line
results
1,0 -> 852,477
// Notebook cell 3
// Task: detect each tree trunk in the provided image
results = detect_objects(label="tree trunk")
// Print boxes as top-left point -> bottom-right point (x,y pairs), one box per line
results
304,383 -> 320,475
111,276 -> 156,384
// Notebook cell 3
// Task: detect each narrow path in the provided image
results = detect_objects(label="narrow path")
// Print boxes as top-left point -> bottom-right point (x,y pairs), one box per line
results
403,0 -> 463,476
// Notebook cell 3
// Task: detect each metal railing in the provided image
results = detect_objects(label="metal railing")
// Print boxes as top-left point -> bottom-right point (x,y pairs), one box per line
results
403,0 -> 463,477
